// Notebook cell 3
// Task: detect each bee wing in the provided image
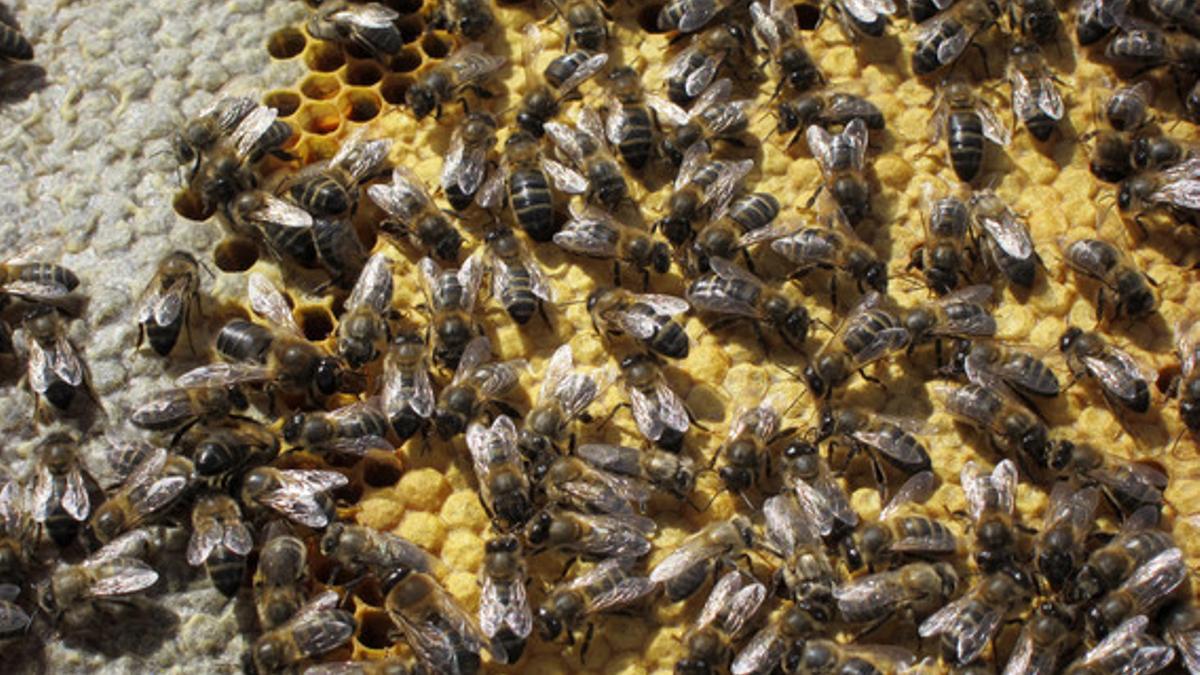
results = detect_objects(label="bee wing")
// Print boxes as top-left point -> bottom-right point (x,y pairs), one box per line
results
47,333 -> 84,386
264,470 -> 347,528
87,556 -> 159,597
576,107 -> 606,143
345,252 -> 393,313
1076,615 -> 1174,671
576,443 -> 640,476
749,1 -> 783,54
693,78 -> 732,113
629,384 -> 665,442
879,470 -> 937,521
333,3 -> 400,29
975,207 -> 1033,260
835,571 -> 903,617
790,477 -> 835,537
152,276 -> 190,327
1175,315 -> 1200,379
453,336 -> 492,385
852,425 -> 930,471
476,166 -> 505,209
1150,167 -> 1200,210
368,179 -> 410,220
634,293 -> 690,317
732,621 -> 786,675
385,355 -> 434,419
231,105 -> 278,159
0,480 -> 27,532
843,0 -> 895,22
1082,349 -> 1148,404
63,463 -> 90,521
456,252 -> 484,314
540,343 -> 575,403
187,517 -> 222,566
0,595 -> 30,635
686,59 -> 719,99
480,575 -> 532,640
805,124 -> 836,176
176,363 -> 272,387
30,464 -> 55,523
1002,621 -> 1047,675
544,121 -> 585,163
649,538 -> 724,585
932,22 -> 969,68
1037,79 -> 1064,120
203,96 -> 258,131
605,104 -> 631,146
763,493 -> 820,554
675,0 -> 719,32
977,102 -> 1012,146
1046,480 -> 1099,533
655,380 -> 690,433
446,41 -> 506,82
706,158 -> 756,209
441,129 -> 477,196
1010,66 -> 1038,121
1166,624 -> 1200,675
244,192 -> 314,230
699,569 -> 760,630
225,520 -> 254,556
589,574 -> 656,614
248,272 -> 300,335
553,216 -> 620,258
646,93 -> 691,130
540,157 -> 588,194
1118,547 -> 1187,614
136,473 -> 191,516
921,594 -> 1000,666
558,52 -> 609,94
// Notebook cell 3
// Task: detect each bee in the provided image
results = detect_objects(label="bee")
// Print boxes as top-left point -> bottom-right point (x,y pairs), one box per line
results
955,340 -> 1061,402
1145,0 -> 1200,37
1009,0 -> 1060,43
319,523 -> 436,583
1088,131 -> 1135,184
1035,482 -> 1100,592
651,78 -> 753,167
307,1 -> 402,57
542,455 -> 653,516
688,252 -> 811,351
0,478 -> 34,585
1130,134 -> 1188,173
1046,440 -> 1165,517
131,380 -> 248,434
405,41 -> 505,120
658,0 -> 736,32
477,130 -> 583,242
649,515 -> 755,602
790,640 -> 917,674
189,104 -> 286,213
907,185 -> 971,296
544,107 -> 630,211
31,433 -> 91,548
779,440 -> 859,540
961,459 -> 1025,573
187,492 -> 253,597
838,471 -> 958,571
806,117 -> 873,226
1063,614 -> 1176,675
181,274 -> 358,403
1067,505 -> 1174,605
677,569 -> 767,675
762,492 -> 838,621
21,305 -> 95,419
1174,314 -> 1200,432
902,284 -> 997,353
1086,547 -> 1187,641
523,506 -> 657,558
750,0 -> 823,96
384,568 -> 489,675
587,287 -> 690,359
441,112 -> 497,212
1060,327 -> 1151,414
282,399 -> 393,458
515,24 -> 608,138
428,0 -> 494,38
911,0 -> 1003,75
667,23 -> 751,106
240,467 -> 346,529
226,189 -> 316,266
89,444 -> 192,545
517,343 -> 610,481
479,535 -> 532,664
549,0 -> 609,50
254,522 -> 308,630
250,590 -> 357,674
1104,81 -> 1153,132
419,255 -> 483,370
731,602 -> 825,675
575,442 -> 697,499
931,79 -> 1010,183
173,97 -> 291,183
555,204 -> 672,289
770,216 -> 888,306
0,20 -> 32,63
0,259 -> 79,307
369,168 -> 464,262
919,566 -> 1034,666
692,191 -> 787,275
937,381 -> 1051,467
776,91 -> 885,147
617,353 -> 690,449
1007,41 -> 1064,142
36,546 -> 160,629
818,407 -> 933,492
907,0 -> 956,22
801,293 -> 909,399
1118,157 -> 1200,228
1002,602 -> 1078,675
334,252 -> 394,369
434,336 -> 523,440
289,132 -> 391,218
135,251 -> 202,357
969,189 -> 1038,287
830,0 -> 900,37
835,561 -> 959,632
716,398 -> 787,494
1074,0 -> 1125,45
655,145 -> 753,247
467,415 -> 534,530
1106,27 -> 1200,78
1062,238 -> 1157,322
0,583 -> 31,640
1157,601 -> 1200,674
478,227 -> 553,325
535,556 -> 657,645
603,66 -> 657,171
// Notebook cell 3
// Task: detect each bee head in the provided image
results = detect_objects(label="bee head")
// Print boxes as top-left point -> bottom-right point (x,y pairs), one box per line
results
1058,327 -> 1083,353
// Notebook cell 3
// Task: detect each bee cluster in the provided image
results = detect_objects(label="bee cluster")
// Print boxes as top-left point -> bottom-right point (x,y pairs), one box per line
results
3,0 -> 1200,671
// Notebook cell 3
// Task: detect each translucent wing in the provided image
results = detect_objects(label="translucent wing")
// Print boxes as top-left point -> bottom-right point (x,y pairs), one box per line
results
540,344 -> 574,403
806,124 -> 836,177
646,93 -> 691,127
1010,68 -> 1038,121
880,470 -> 937,520
87,557 -> 159,597
345,252 -> 393,313
243,192 -> 313,229
629,385 -> 665,441
544,121 -> 585,163
542,158 -> 589,194
750,1 -> 783,54
50,335 -> 84,386
656,380 -> 690,433
187,519 -> 222,566
176,363 -> 272,387
0,595 -> 29,634
635,293 -> 690,316
1117,547 -> 1187,614
976,205 -> 1033,259
453,336 -> 492,386
553,215 -> 621,258
383,353 -> 433,419
248,273 -> 300,335
589,574 -> 656,613
1037,79 -> 1064,119
686,59 -> 719,99
763,492 -> 821,553
1153,162 -> 1200,210
978,102 -> 1012,146
232,105 -> 278,159
1083,349 -> 1148,404
479,575 -> 532,640
30,464 -> 55,522
933,23 -> 969,67
732,620 -> 785,675
335,3 -> 400,28
557,53 -> 609,94
153,277 -> 189,327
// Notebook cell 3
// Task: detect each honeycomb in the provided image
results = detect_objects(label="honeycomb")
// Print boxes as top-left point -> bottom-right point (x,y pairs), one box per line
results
186,0 -> 1200,671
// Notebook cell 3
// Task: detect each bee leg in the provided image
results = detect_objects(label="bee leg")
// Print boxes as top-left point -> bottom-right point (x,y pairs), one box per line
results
870,455 -> 889,503
1095,288 -> 1107,324
578,622 -> 593,662
594,402 -> 629,432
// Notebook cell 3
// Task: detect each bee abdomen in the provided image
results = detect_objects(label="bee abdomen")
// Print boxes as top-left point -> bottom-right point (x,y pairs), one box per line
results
18,263 -> 79,292
1023,112 -> 1057,142
0,24 -> 32,61
510,169 -> 556,242
144,317 -> 184,357
947,111 -> 985,181
217,320 -> 274,363
500,282 -> 538,325
207,549 -> 248,597
616,107 -> 654,170
291,177 -> 350,217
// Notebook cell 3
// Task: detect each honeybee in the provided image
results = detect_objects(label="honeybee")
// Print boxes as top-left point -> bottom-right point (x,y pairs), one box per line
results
21,305 -> 96,420
1063,614 -> 1176,675
189,104 -> 286,213
290,132 -> 391,218
770,216 -> 888,307
1002,602 -> 1077,675
931,80 -> 1010,183
535,556 -> 657,645
89,444 -> 192,545
319,523 -> 436,582
384,568 -> 489,675
475,131 -> 578,243
779,439 -> 859,539
250,590 -> 357,674
1130,134 -> 1189,173
282,399 -> 393,458
187,492 -> 253,597
789,640 -> 916,674
1007,41 -> 1064,142
1035,482 -> 1099,592
911,0 -> 1004,75
688,257 -> 811,351
603,66 -> 657,171
240,467 -> 346,529
0,583 -> 30,640
1174,314 -> 1200,432
961,459 -> 1025,573
1067,505 -> 1174,605
839,471 -> 957,571
1062,238 -> 1157,322
369,168 -> 464,262
801,292 -> 909,399
650,515 -> 755,602
667,23 -> 752,105
0,478 -> 34,584
955,340 -> 1061,401
419,255 -> 483,370
0,259 -> 80,306
677,569 -> 767,675
31,433 -> 91,548
1157,601 -> 1200,674
1103,81 -> 1153,132
1060,327 -> 1151,414
254,522 -> 308,630
617,353 -> 690,449
434,336 -> 523,440
479,535 -> 532,664
658,0 -> 736,32
517,343 -> 610,481
405,41 -> 505,119
548,0 -> 608,50
1117,157 -> 1200,228
523,506 -> 657,558
651,78 -> 752,167
0,21 -> 31,63
544,107 -> 630,211
804,118 -> 872,226
655,144 -> 753,246
441,112 -> 497,212
428,0 -> 494,38
761,492 -> 837,620
543,455 -> 653,516
835,561 -> 959,631
576,443 -> 697,499
478,227 -> 554,325
1088,130 -> 1135,184
335,252 -> 394,369
919,566 -> 1034,666
717,398 -> 787,494
692,191 -> 787,275
555,204 -> 672,289
902,284 -> 996,351
969,189 -> 1038,287
136,251 -> 202,357
1086,547 -> 1187,641
177,98 -> 291,186
749,0 -> 823,96
226,189 -> 316,266
831,0 -> 899,37
817,407 -> 933,493
907,0 -> 956,22
587,287 -> 690,359
307,1 -> 403,58
466,415 -> 534,530
1009,0 -> 1060,43
1105,27 -> 1200,80
1047,439 -> 1165,517
131,381 -> 249,434
36,546 -> 160,629
908,184 -> 971,296
514,24 -> 607,138
777,91 -> 885,148
731,602 -> 824,675
938,381 -> 1051,465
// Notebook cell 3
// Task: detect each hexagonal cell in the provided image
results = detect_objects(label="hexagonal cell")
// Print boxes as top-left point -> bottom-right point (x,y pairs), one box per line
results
302,134 -> 341,163
339,89 -> 382,124
637,4 -> 666,32
263,90 -> 302,118
343,60 -> 384,87
298,305 -> 334,341
421,31 -> 450,59
361,455 -> 403,488
379,74 -> 414,105
388,47 -> 422,73
297,101 -> 342,135
794,3 -> 822,29
213,237 -> 260,273
173,189 -> 213,222
384,0 -> 424,13
397,15 -> 425,43
355,609 -> 394,650
300,73 -> 341,101
267,26 -> 307,60
305,39 -> 346,73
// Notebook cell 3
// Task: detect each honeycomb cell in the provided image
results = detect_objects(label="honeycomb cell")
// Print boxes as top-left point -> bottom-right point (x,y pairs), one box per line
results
355,609 -> 393,650
636,4 -> 666,33
361,454 -> 403,488
396,15 -> 424,44
420,32 -> 450,59
297,101 -> 342,135
388,47 -> 422,73
384,0 -> 424,13
339,89 -> 382,123
172,188 -> 213,222
263,89 -> 301,118
794,3 -> 822,29
298,305 -> 334,341
379,74 -> 414,106
300,73 -> 341,101
305,39 -> 346,73
303,134 -> 341,163
212,237 -> 260,273
343,60 -> 384,86
267,26 -> 306,60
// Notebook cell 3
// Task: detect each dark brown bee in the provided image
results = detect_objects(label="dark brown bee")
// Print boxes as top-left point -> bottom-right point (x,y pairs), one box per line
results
544,107 -> 630,212
749,0 -> 823,95
179,420 -> 279,490
1106,27 -> 1200,84
369,168 -> 464,262
651,78 -> 753,167
535,557 -> 656,646
335,252 -> 394,369
1068,505 -> 1175,605
770,214 -> 888,306
716,398 -> 787,494
187,492 -> 253,597
806,117 -> 872,226
282,399 -> 393,459
549,0 -> 608,50
172,97 -> 258,180
654,143 -> 753,248
776,91 -> 885,147
1117,157 -> 1200,228
603,66 -> 656,170
649,516 -> 755,602
617,353 -> 690,451
658,0 -> 736,32
240,467 -> 345,529
250,591 -> 357,674
1130,134 -> 1188,173
1007,41 -> 1064,142
555,205 -> 672,289
383,568 -> 489,675
780,439 -> 859,539
433,335 -> 523,440
254,522 -> 308,631
919,566 -> 1034,666
1060,327 -> 1151,414
479,535 -> 532,665
0,259 -> 79,306
761,492 -> 838,622
667,23 -> 752,105
903,284 -> 996,354
955,340 -> 1061,401
1035,482 -> 1099,592
287,132 -> 391,217
441,112 -> 497,212
131,381 -> 248,434
676,569 -> 766,675
911,0 -> 1003,75
88,444 -> 193,544
839,472 -> 957,571
30,433 -> 91,548
522,507 -> 656,559
467,415 -> 533,530
931,79 -> 1011,183
0,20 -> 32,63
405,42 -> 505,120
1075,0 -> 1125,45
476,130 -> 579,242
732,601 -> 826,674
136,251 -> 202,357
969,189 -> 1038,288
517,344 -> 611,481
1085,547 -> 1187,641
189,105 -> 288,214
379,332 -> 434,442
1088,130 -> 1134,184
908,184 -> 970,295
1005,602 -> 1079,675
935,382 -> 1051,467
307,1 -> 403,58
692,191 -> 786,275
835,561 -> 959,630
818,407 -> 933,492
479,227 -> 554,325
687,256 -> 811,350
514,24 -> 607,138
21,305 -> 96,420
1104,81 -> 1153,132
1062,237 -> 1158,321
419,255 -> 483,371
1064,614 -> 1176,674
1175,314 -> 1200,432
575,443 -> 697,499
428,0 -> 494,39
1009,0 -> 1060,43
1046,439 -> 1165,517
226,190 -> 316,268
960,459 -> 1026,573
801,293 -> 908,399
319,523 -> 436,583
587,286 -> 690,360
542,455 -> 653,516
